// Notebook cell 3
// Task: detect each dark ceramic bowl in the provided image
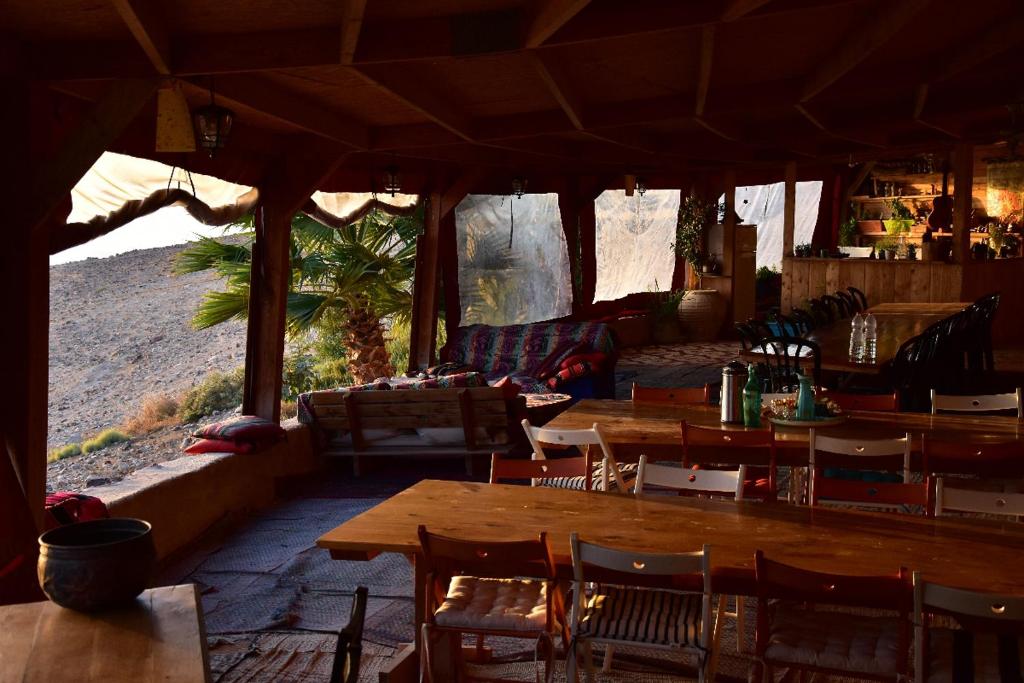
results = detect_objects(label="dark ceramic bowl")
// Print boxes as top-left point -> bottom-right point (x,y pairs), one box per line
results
38,518 -> 155,611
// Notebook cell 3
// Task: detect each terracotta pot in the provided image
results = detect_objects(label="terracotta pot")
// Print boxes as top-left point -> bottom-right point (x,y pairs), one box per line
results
38,518 -> 154,611
677,289 -> 727,342
652,317 -> 684,344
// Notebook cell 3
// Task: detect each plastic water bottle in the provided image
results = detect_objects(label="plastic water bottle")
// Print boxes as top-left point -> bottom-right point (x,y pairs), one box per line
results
864,312 -> 878,361
848,312 -> 864,361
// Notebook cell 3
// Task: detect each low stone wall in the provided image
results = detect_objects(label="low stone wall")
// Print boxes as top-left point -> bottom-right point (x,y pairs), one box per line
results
88,420 -> 320,561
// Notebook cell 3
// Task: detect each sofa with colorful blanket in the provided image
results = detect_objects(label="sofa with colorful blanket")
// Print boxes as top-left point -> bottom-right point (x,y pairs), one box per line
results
297,371 -> 526,475
439,321 -> 618,399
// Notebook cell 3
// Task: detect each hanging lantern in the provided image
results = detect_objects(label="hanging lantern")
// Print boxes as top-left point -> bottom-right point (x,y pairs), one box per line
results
193,86 -> 234,158
155,82 -> 196,153
636,177 -> 647,197
382,165 -> 401,197
511,176 -> 527,198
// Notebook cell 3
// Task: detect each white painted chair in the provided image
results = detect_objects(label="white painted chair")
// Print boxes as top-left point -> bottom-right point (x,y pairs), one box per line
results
808,430 -> 926,511
520,419 -> 631,492
635,454 -> 746,499
567,533 -> 715,683
930,388 -> 1022,419
933,477 -> 1024,518
913,571 -> 1024,683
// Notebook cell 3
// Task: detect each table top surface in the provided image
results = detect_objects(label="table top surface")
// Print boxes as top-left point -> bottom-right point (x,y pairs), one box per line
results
317,479 -> 1024,595
0,584 -> 210,683
546,400 -> 1024,446
741,302 -> 967,374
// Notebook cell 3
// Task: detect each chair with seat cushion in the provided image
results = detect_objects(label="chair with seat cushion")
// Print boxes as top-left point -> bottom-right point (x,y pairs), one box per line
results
913,571 -> 1024,683
329,586 -> 368,683
930,388 -> 1022,419
567,533 -> 714,683
755,551 -> 912,683
809,430 -> 927,512
632,383 -> 711,405
418,525 -> 564,683
489,451 -> 593,491
521,420 -> 633,492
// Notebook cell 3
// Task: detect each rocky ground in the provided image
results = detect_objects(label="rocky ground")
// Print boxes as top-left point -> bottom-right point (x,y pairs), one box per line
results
48,243 -> 249,492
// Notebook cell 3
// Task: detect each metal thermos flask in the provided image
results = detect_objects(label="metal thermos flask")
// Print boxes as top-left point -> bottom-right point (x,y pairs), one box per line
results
720,361 -> 748,424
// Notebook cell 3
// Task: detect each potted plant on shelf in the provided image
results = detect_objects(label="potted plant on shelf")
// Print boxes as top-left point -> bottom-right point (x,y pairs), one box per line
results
673,194 -> 726,341
876,236 -> 900,260
883,197 -> 915,234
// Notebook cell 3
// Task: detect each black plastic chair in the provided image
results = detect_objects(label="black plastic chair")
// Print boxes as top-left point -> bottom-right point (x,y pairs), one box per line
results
965,292 -> 1000,372
819,294 -> 849,319
756,335 -> 822,393
747,317 -> 776,341
847,286 -> 868,311
789,307 -> 817,333
834,290 -> 860,314
808,298 -> 836,325
330,586 -> 368,683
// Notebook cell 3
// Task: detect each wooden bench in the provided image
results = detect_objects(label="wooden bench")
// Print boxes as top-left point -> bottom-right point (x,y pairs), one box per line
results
307,387 -> 527,475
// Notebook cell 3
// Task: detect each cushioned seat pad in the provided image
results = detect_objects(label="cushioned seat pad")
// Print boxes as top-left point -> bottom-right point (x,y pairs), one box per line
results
434,576 -> 548,632
927,628 -> 1024,682
540,462 -> 638,492
580,586 -> 703,647
765,606 -> 902,675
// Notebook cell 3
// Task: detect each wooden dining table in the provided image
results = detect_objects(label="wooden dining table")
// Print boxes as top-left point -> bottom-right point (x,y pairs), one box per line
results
0,584 -> 211,683
318,479 -> 1024,681
740,301 -> 969,374
545,400 -> 1024,464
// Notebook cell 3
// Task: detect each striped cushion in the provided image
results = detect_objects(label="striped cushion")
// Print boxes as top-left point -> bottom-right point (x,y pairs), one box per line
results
539,463 -> 638,492
765,606 -> 902,675
927,628 -> 1024,682
579,586 -> 703,647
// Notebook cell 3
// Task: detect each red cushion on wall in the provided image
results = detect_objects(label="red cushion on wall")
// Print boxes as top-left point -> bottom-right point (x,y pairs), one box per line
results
184,438 -> 253,455
559,351 -> 609,371
493,375 -> 522,398
193,415 -> 286,446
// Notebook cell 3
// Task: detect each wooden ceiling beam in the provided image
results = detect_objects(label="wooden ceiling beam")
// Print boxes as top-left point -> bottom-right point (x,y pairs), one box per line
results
108,0 -> 171,75
528,51 -> 587,129
798,0 -> 930,102
927,14 -> 1024,84
694,25 -> 715,116
175,29 -> 341,75
193,75 -> 369,150
720,0 -> 774,22
340,0 -> 368,64
355,65 -> 477,142
524,0 -> 593,48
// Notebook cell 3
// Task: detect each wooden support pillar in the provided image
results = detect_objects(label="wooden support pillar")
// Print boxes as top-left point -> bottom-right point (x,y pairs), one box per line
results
408,191 -> 442,372
579,196 -> 597,308
439,211 -> 461,342
557,185 -> 583,314
243,147 -> 344,420
783,161 -> 797,259
951,142 -> 974,264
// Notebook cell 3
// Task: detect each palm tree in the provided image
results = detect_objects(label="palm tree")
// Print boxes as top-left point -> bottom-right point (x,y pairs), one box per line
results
173,209 -> 421,384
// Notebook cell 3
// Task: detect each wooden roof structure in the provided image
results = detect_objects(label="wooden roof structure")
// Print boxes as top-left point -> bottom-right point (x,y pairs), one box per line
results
2,0 -> 1024,529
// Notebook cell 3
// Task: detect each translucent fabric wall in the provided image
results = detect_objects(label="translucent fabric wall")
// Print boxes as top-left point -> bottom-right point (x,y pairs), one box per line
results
455,194 -> 572,326
594,190 -> 679,302
734,181 -> 823,271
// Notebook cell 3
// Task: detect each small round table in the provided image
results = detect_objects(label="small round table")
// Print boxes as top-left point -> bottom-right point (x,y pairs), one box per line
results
523,392 -> 574,426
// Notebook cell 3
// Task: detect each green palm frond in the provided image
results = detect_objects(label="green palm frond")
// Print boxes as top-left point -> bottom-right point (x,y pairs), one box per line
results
192,290 -> 250,329
173,235 -> 251,275
285,292 -> 330,335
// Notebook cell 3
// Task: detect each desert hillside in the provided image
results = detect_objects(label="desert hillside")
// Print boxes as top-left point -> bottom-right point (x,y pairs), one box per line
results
49,243 -> 248,450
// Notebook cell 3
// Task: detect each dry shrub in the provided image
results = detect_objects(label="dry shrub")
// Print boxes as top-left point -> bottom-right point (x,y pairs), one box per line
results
280,401 -> 298,420
82,429 -> 130,453
123,394 -> 181,435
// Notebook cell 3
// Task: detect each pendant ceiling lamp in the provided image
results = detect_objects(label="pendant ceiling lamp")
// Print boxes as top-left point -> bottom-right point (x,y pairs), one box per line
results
194,83 -> 235,158
155,81 -> 196,153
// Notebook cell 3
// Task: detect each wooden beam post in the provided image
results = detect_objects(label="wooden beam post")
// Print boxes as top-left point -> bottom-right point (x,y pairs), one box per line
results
439,211 -> 462,343
579,192 -> 598,309
783,161 -> 797,259
408,192 -> 443,372
243,147 -> 344,420
557,183 -> 583,313
951,142 -> 974,265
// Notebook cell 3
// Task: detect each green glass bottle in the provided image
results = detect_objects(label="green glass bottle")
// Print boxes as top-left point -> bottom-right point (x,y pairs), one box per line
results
742,363 -> 762,428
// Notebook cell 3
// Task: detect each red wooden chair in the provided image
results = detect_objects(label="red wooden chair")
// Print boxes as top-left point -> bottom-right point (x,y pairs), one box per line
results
682,422 -> 778,502
489,451 -> 593,491
755,551 -> 912,683
923,438 -> 1024,517
818,390 -> 899,412
417,525 -> 565,682
632,383 -> 711,405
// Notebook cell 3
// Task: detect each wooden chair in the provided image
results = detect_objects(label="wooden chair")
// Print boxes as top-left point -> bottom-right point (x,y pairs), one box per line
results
930,388 -> 1023,419
755,551 -> 912,683
808,430 -> 927,511
756,335 -> 821,392
682,422 -> 778,501
818,390 -> 899,412
933,477 -> 1024,519
568,533 -> 714,683
635,454 -> 744,499
418,525 -> 564,683
489,451 -> 592,491
922,438 -> 1024,517
329,586 -> 368,683
631,383 -> 710,405
521,419 -> 631,492
913,571 -> 1024,683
